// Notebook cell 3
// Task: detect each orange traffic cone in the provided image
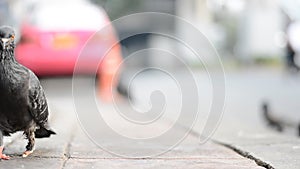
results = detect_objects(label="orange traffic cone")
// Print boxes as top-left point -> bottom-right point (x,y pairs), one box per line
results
98,44 -> 122,102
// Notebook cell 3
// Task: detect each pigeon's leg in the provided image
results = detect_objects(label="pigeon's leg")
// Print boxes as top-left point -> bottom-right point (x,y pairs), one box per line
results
23,127 -> 35,158
0,130 -> 9,160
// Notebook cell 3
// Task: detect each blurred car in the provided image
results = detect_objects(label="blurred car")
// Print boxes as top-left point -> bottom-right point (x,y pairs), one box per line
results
15,0 -> 122,76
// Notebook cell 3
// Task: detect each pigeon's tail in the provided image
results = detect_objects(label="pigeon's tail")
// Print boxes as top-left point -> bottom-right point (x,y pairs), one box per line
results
35,126 -> 56,138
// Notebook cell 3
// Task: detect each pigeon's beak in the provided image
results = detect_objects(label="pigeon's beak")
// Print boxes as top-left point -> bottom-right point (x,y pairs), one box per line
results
1,38 -> 10,50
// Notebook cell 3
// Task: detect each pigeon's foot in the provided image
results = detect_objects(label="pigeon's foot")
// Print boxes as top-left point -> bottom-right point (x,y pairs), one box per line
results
0,146 -> 10,160
0,154 -> 10,160
22,150 -> 33,158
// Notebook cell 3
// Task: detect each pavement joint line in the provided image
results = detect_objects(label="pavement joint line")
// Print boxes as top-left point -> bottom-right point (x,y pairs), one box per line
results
216,141 -> 275,169
66,157 -> 248,160
61,127 -> 76,169
30,156 -> 61,159
61,140 -> 72,168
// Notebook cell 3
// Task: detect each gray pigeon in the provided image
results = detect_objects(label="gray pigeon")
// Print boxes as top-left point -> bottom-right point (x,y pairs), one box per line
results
0,26 -> 55,160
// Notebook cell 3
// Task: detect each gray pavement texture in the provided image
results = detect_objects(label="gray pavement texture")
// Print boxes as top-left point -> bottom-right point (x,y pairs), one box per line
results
0,68 -> 299,169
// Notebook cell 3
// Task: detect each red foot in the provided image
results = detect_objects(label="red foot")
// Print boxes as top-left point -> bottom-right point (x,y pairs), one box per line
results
0,154 -> 10,160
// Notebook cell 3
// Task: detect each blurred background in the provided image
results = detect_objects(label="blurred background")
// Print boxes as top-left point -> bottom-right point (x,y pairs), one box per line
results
4,0 -> 300,67
1,0 -> 300,140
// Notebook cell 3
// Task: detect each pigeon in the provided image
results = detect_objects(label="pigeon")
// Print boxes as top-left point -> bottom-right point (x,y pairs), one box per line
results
262,102 -> 283,132
0,26 -> 55,160
262,101 -> 300,136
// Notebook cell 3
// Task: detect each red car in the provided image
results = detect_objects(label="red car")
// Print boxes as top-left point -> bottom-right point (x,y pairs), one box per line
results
16,1 -> 122,76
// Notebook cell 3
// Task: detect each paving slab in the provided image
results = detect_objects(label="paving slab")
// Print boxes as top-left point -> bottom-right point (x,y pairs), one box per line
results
64,158 -> 263,169
0,158 -> 63,169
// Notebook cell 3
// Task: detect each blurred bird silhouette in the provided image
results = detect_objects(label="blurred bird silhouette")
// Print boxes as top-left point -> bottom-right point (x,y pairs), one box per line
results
262,101 -> 300,137
0,26 -> 55,160
262,102 -> 283,132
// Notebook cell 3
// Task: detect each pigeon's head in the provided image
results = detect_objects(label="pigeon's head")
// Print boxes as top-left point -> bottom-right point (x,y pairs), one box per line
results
0,26 -> 15,51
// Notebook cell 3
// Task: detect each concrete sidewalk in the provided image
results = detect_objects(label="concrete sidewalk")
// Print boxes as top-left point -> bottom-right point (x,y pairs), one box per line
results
0,102 -> 262,169
0,78 -> 263,169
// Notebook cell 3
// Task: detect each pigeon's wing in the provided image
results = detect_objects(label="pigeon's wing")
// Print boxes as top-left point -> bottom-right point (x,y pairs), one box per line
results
27,71 -> 49,126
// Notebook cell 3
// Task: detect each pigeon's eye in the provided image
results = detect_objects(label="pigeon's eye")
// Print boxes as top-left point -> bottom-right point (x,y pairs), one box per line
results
10,35 -> 14,40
